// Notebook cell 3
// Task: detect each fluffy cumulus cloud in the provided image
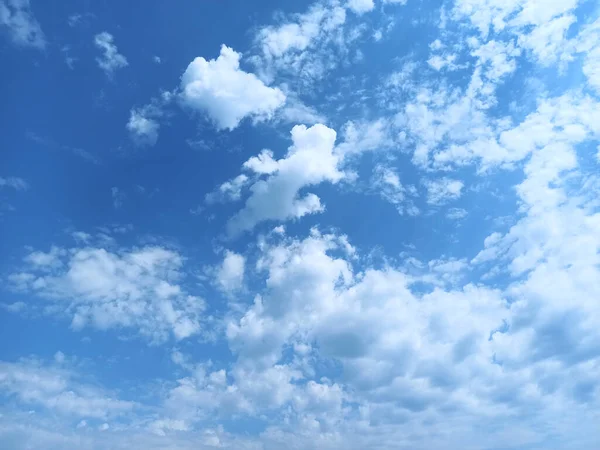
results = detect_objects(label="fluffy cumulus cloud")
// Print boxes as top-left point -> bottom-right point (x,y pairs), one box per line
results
8,235 -> 205,342
166,201 -> 600,448
94,32 -> 128,76
227,123 -> 343,235
347,0 -> 375,15
126,110 -> 159,146
0,0 -> 45,48
126,93 -> 172,146
180,45 -> 286,130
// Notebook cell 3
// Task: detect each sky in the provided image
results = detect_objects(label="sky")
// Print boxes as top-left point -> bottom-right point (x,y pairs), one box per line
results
1,0 -> 600,449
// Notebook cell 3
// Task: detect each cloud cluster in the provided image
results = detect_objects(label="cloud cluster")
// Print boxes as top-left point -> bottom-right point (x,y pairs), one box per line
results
253,1 -> 350,87
9,239 -> 205,342
0,357 -> 134,419
161,178 -> 600,446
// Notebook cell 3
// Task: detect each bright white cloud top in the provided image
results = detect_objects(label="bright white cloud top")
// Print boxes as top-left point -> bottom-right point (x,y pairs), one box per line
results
1,0 -> 600,449
227,123 -> 343,235
180,45 -> 286,130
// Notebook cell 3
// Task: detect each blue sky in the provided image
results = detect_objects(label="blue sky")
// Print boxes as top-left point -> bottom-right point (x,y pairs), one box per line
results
1,0 -> 600,448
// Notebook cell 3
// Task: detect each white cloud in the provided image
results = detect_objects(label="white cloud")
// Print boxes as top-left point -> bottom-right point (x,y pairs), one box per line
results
576,18 -> 600,94
347,0 -> 374,15
0,357 -> 134,419
430,39 -> 444,51
424,178 -> 464,205
336,119 -> 392,156
373,165 -> 403,203
517,13 -> 576,66
53,351 -> 65,364
126,93 -> 172,147
465,112 -> 600,431
257,4 -> 345,59
277,96 -> 327,125
398,81 -> 500,170
427,53 -> 460,71
371,165 -> 418,215
584,45 -> 600,94
218,203 -> 600,446
227,230 -> 507,416
395,0 -> 593,174
67,13 -> 92,28
7,198 -> 600,448
127,110 -> 159,146
452,0 -> 579,67
472,94 -> 600,273
208,118 -> 395,232
25,246 -> 65,270
227,124 -> 343,235
8,241 -> 205,342
243,150 -> 279,175
452,0 -> 577,39
470,38 -> 521,80
180,45 -> 286,130
216,251 -> 245,292
0,176 -> 28,191
148,418 -> 188,436
398,73 -> 599,173
94,32 -> 128,76
0,0 -> 45,48
205,174 -> 250,204
253,2 -> 350,87
446,207 -> 468,220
